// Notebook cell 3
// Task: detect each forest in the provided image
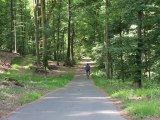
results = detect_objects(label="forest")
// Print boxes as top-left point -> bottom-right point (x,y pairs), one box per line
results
0,0 -> 160,119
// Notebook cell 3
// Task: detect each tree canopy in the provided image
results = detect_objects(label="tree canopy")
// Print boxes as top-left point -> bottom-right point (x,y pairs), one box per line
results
1,0 -> 160,87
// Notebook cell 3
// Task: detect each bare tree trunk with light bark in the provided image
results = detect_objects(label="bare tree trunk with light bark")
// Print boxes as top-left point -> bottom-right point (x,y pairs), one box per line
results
41,0 -> 48,70
34,0 -> 40,65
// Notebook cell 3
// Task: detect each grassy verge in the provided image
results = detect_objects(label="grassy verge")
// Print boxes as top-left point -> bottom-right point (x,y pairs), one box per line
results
0,55 -> 74,105
92,69 -> 160,120
0,72 -> 73,105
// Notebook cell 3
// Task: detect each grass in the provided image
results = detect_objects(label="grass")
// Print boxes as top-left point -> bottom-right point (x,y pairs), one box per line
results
126,100 -> 160,118
0,72 -> 73,104
17,91 -> 42,104
0,55 -> 74,105
7,55 -> 35,74
92,69 -> 160,120
11,55 -> 35,66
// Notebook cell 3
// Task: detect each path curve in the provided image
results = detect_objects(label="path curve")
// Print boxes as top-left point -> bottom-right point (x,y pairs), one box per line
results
3,70 -> 126,120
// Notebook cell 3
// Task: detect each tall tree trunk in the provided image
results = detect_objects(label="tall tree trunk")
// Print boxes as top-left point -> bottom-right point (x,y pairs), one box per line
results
53,30 -> 57,61
143,29 -> 148,79
134,10 -> 143,88
23,0 -> 26,55
41,0 -> 47,70
119,18 -> 124,81
148,50 -> 151,81
66,0 -> 71,66
104,0 -> 110,79
10,0 -> 14,52
120,32 -> 124,81
71,23 -> 75,63
52,14 -> 56,61
13,0 -> 17,53
20,0 -> 25,55
110,54 -> 113,79
56,0 -> 62,66
34,0 -> 40,65
62,28 -> 65,61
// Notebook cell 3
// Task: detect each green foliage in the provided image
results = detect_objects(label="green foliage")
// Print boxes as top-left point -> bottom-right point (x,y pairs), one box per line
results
0,0 -> 160,87
8,55 -> 35,74
0,0 -> 10,49
17,91 -> 41,104
11,55 -> 35,65
1,72 -> 73,105
0,55 -> 74,105
92,69 -> 160,119
126,100 -> 160,118
92,70 -> 106,84
91,42 -> 105,68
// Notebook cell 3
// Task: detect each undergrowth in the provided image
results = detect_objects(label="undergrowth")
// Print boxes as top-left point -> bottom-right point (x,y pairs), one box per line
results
0,55 -> 74,105
92,70 -> 160,120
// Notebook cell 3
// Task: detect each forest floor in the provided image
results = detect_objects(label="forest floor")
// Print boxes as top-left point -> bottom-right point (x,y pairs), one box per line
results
0,51 -> 75,119
0,52 -> 125,120
2,57 -> 126,120
0,52 -> 159,120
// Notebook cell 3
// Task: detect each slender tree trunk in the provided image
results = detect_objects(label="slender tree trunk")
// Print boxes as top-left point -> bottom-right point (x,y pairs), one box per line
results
10,0 -> 14,52
104,0 -> 110,79
119,17 -> 124,81
120,33 -> 124,81
20,0 -> 25,55
110,54 -> 113,79
23,0 -> 27,55
52,14 -> 56,61
67,0 -> 71,66
24,0 -> 27,54
57,28 -> 60,65
134,10 -> 143,88
34,0 -> 40,65
56,0 -> 62,65
62,28 -> 65,61
13,0 -> 17,53
144,27 -> 151,81
148,50 -> 151,81
71,24 -> 75,63
38,1 -> 42,57
53,30 -> 57,61
41,0 -> 47,70
143,29 -> 148,79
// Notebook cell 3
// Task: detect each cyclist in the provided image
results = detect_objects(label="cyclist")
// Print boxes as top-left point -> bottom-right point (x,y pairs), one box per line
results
85,63 -> 90,79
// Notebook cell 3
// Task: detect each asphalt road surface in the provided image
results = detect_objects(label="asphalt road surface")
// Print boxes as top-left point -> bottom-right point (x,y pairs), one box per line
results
3,70 -> 126,120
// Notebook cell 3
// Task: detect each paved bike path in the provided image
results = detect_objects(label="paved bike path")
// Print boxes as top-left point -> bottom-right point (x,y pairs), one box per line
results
3,70 -> 126,120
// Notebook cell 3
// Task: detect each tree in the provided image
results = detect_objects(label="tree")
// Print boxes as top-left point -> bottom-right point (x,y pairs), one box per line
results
66,0 -> 72,66
41,0 -> 48,70
34,0 -> 40,65
13,0 -> 17,53
10,0 -> 14,52
56,0 -> 62,65
71,23 -> 75,63
1,0 -> 160,85
135,9 -> 143,88
104,0 -> 110,79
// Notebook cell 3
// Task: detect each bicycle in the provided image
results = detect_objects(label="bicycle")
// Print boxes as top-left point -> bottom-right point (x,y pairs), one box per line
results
86,70 -> 90,79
